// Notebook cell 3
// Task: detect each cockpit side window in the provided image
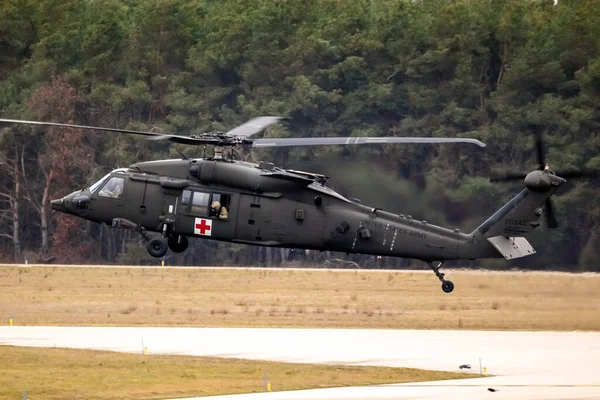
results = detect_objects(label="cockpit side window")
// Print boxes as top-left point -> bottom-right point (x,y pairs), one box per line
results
98,177 -> 125,199
180,189 -> 210,215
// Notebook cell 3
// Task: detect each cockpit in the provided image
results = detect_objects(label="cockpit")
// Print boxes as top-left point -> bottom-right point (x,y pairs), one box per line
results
53,168 -> 129,219
89,168 -> 128,198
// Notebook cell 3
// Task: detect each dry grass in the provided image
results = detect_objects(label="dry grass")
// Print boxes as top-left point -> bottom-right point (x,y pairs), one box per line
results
0,345 -> 474,400
1,266 -> 599,330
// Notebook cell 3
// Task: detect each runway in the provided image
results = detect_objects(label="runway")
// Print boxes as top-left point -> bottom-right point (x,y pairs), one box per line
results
1,327 -> 599,399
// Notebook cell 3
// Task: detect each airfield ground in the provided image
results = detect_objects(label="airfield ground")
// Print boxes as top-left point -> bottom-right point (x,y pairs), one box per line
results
1,265 -> 599,330
1,266 -> 599,400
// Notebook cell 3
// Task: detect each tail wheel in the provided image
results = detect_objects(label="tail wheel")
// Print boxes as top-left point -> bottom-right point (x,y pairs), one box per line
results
168,235 -> 189,253
147,236 -> 168,258
442,280 -> 454,293
427,261 -> 455,293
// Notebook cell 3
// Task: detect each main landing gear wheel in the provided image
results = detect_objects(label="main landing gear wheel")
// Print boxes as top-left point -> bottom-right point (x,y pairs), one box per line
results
427,261 -> 454,293
168,235 -> 188,253
147,236 -> 168,258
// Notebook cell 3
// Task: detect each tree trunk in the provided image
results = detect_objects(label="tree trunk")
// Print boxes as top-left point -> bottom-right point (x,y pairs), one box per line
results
496,42 -> 508,89
99,224 -> 105,259
40,168 -> 54,252
279,248 -> 290,267
0,145 -> 22,260
13,167 -> 21,259
579,225 -> 600,271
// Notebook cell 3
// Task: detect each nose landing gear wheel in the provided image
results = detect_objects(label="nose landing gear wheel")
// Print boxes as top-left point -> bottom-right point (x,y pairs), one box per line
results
147,236 -> 168,258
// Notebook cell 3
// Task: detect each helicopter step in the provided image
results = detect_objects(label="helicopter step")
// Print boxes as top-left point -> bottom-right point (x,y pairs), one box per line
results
427,261 -> 454,293
112,218 -> 151,241
112,217 -> 186,257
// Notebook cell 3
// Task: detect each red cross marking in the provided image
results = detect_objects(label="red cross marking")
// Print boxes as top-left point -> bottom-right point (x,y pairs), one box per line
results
195,219 -> 211,234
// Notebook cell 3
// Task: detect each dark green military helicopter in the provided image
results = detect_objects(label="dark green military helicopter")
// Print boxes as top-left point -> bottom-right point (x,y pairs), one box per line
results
0,117 -> 574,292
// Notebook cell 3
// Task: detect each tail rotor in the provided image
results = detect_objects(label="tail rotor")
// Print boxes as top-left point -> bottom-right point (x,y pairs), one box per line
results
489,125 -> 599,229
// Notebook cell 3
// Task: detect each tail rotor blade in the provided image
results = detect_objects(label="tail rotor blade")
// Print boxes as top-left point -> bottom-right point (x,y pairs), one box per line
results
553,169 -> 600,179
534,125 -> 546,168
545,199 -> 558,228
489,172 -> 528,182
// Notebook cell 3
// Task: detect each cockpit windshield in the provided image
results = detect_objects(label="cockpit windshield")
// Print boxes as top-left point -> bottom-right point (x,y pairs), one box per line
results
89,173 -> 112,194
89,169 -> 128,194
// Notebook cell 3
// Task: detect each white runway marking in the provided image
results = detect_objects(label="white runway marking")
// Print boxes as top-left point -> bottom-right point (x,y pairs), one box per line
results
1,327 -> 599,399
3,263 -> 600,277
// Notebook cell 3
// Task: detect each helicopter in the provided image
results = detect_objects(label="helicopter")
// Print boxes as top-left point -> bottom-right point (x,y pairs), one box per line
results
0,117 -> 577,293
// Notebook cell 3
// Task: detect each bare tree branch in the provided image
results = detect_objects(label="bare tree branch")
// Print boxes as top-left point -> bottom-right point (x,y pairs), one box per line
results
0,209 -> 13,219
23,195 -> 42,214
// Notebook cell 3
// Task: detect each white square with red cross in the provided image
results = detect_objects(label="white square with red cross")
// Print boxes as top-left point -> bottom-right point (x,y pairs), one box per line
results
194,218 -> 212,236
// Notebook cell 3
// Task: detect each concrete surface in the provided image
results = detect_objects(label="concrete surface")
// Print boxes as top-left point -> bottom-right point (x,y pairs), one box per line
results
1,327 -> 599,399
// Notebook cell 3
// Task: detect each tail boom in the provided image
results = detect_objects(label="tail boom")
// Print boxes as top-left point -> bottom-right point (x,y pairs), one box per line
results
462,169 -> 566,260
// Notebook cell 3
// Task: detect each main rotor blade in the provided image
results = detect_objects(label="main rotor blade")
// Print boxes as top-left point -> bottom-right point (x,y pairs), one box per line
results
250,136 -> 486,148
145,134 -> 220,146
1,118 -> 488,148
225,116 -> 283,138
0,117 -> 226,146
0,118 -> 164,138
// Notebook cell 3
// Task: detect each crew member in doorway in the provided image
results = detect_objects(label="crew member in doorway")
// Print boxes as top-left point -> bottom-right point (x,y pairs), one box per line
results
211,201 -> 228,220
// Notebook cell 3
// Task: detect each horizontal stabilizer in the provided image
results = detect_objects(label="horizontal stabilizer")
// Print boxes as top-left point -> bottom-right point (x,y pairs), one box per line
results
487,236 -> 536,260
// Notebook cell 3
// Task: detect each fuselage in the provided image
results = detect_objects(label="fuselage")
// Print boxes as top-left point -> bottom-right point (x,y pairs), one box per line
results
52,157 -> 492,261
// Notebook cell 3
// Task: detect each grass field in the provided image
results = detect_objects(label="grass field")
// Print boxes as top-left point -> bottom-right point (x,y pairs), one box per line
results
0,345 -> 474,400
1,266 -> 599,330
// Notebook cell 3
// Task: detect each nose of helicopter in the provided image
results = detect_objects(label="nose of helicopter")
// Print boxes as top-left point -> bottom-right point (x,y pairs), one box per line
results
51,192 -> 91,216
50,198 -> 68,213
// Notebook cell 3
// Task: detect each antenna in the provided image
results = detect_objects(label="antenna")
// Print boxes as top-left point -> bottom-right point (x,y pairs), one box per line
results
173,148 -> 189,160
214,146 -> 223,160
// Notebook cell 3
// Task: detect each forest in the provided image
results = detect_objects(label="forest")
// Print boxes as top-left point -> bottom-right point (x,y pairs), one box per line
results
0,0 -> 599,270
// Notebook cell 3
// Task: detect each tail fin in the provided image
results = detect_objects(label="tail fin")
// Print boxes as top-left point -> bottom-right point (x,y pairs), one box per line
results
467,169 -> 566,260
